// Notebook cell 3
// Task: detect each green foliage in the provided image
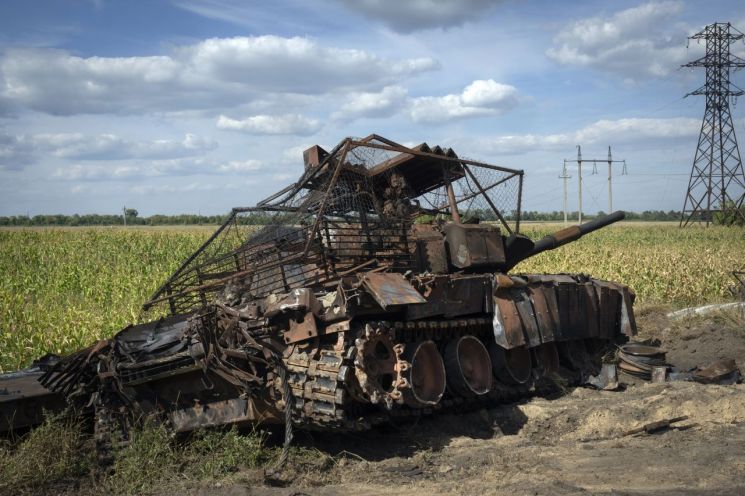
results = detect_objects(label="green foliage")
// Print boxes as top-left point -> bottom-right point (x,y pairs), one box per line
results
0,209 -> 695,226
0,415 -> 269,495
516,224 -> 745,306
106,424 -> 267,495
0,212 -> 284,226
712,200 -> 745,226
0,414 -> 90,492
107,422 -> 176,495
0,228 -> 207,371
183,427 -> 268,480
2,224 -> 744,371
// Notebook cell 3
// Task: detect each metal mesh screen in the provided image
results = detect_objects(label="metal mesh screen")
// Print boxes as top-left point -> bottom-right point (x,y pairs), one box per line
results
143,134 -> 523,316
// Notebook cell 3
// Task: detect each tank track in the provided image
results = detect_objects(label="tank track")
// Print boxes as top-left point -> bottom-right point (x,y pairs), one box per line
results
282,316 -> 600,430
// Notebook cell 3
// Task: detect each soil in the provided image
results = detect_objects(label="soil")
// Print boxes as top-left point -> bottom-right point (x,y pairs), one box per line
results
196,306 -> 745,496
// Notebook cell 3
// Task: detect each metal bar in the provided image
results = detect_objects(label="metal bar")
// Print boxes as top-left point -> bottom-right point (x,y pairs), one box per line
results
435,172 -> 518,212
442,164 -> 461,223
516,172 -> 523,233
144,210 -> 237,310
347,140 -> 523,175
302,140 -> 351,257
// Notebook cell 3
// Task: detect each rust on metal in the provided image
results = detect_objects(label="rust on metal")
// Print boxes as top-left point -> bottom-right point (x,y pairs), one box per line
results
361,273 -> 426,309
1,133 -> 635,465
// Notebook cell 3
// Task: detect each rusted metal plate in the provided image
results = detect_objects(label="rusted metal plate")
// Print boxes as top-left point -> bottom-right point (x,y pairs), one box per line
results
619,286 -> 637,336
527,274 -> 577,285
413,226 -> 448,274
529,284 -> 556,342
584,283 -> 600,339
361,273 -> 426,310
598,283 -> 621,338
444,223 -> 505,269
493,291 -> 527,349
513,289 -> 542,347
169,397 -> 280,433
693,358 -> 739,383
569,284 -> 586,339
443,276 -> 489,318
406,274 -> 488,320
556,283 -> 576,340
283,311 -> 319,344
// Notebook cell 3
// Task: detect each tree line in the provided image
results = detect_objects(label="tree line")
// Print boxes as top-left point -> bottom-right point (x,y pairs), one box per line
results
0,208 -> 699,226
0,211 -> 277,226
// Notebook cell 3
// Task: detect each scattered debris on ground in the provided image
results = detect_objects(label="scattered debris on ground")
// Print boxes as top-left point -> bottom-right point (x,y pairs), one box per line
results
2,306 -> 743,496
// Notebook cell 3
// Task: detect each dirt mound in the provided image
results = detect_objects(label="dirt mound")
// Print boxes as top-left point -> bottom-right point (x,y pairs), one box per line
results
637,305 -> 745,371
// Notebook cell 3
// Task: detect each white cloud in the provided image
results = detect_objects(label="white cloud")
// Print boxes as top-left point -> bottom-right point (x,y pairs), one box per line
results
215,159 -> 262,172
408,79 -> 519,123
54,157 -> 264,181
130,183 -> 228,195
0,36 -> 438,115
0,132 -> 216,169
336,0 -> 503,33
332,85 -> 408,121
281,144 -> 315,164
49,133 -> 217,160
472,117 -> 700,155
217,114 -> 322,135
546,1 -> 688,78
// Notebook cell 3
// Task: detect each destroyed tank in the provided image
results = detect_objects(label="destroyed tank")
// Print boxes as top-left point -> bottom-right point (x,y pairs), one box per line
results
1,134 -> 635,444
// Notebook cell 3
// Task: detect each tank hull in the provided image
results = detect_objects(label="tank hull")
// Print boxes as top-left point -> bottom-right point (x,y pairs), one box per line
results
25,271 -> 634,438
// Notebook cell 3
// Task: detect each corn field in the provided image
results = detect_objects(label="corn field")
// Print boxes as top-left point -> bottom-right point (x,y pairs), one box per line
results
1,224 -> 743,372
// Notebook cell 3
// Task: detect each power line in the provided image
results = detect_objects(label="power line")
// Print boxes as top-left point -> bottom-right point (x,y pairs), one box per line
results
562,145 -> 626,223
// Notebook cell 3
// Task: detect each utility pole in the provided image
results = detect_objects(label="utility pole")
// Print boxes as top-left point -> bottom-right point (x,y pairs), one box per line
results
680,22 -> 745,227
606,146 -> 627,213
577,145 -> 583,223
560,160 -> 572,225
563,146 -> 626,222
123,205 -> 127,226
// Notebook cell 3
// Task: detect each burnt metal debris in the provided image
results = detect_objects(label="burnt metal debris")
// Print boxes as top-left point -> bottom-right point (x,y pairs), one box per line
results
1,134 -> 638,456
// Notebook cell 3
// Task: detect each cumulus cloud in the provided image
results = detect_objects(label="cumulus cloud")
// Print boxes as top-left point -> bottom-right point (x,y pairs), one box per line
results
473,117 -> 700,155
0,132 -> 216,169
54,157 -> 264,181
408,79 -> 519,123
130,183 -> 230,195
214,159 -> 262,172
546,1 -> 688,79
336,0 -> 502,33
0,36 -> 438,115
328,80 -> 520,123
50,133 -> 217,160
281,144 -> 316,164
332,86 -> 408,121
217,114 -> 322,135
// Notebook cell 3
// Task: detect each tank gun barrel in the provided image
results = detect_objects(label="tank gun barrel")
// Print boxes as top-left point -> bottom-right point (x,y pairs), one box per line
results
505,211 -> 625,270
530,210 -> 625,256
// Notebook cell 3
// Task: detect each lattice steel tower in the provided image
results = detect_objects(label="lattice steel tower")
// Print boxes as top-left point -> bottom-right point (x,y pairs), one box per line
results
680,22 -> 745,226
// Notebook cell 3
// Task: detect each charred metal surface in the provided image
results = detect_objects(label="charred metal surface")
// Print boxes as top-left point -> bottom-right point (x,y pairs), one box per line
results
1,369 -> 63,433
5,134 -> 634,445
361,273 -> 426,309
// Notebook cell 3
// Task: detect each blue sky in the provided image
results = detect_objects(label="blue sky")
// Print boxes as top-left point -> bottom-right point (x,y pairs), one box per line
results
1,0 -> 743,216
